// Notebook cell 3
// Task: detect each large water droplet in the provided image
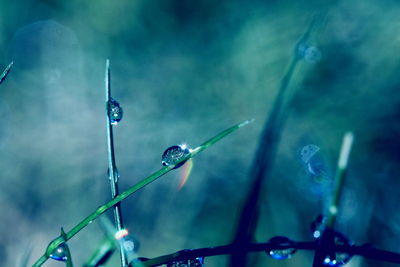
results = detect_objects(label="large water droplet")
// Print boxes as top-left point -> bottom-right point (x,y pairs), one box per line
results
267,236 -> 297,260
161,144 -> 190,169
323,232 -> 352,266
49,242 -> 69,262
108,98 -> 123,125
166,257 -> 204,267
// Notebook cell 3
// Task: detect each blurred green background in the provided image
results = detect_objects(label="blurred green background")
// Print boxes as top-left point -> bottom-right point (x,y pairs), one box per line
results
1,0 -> 400,266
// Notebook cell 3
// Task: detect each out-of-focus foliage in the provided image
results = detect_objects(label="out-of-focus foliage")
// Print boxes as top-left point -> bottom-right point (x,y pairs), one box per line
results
0,0 -> 399,266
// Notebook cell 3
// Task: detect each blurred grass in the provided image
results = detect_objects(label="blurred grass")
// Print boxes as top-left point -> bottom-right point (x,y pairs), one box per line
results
0,0 -> 400,266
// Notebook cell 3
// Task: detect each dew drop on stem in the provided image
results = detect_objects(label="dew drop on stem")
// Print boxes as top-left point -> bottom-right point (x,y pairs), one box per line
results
108,98 -> 123,125
161,144 -> 190,169
267,236 -> 297,260
121,235 -> 140,253
323,232 -> 353,266
296,43 -> 322,63
167,257 -> 204,267
49,242 -> 69,262
311,214 -> 327,239
304,46 -> 322,63
107,167 -> 120,182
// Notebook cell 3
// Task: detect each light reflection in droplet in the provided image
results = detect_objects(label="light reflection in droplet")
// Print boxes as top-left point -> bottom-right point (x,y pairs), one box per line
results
267,236 -> 297,260
161,144 -> 191,169
108,98 -> 123,125
297,42 -> 322,63
167,257 -> 204,267
49,242 -> 69,262
322,232 -> 352,266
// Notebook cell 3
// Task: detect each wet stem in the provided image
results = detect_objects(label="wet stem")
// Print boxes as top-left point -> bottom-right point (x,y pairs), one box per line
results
105,59 -> 128,267
31,119 -> 253,266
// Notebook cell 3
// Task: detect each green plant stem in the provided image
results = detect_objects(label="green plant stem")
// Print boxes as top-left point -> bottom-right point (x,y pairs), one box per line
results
32,119 -> 253,267
0,61 -> 13,84
326,132 -> 354,228
229,16 -> 319,267
105,59 -> 128,267
311,132 -> 354,267
84,238 -> 115,267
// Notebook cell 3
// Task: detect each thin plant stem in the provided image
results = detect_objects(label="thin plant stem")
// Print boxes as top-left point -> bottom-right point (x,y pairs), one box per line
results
0,61 -> 13,85
84,237 -> 115,267
312,132 -> 354,267
327,132 -> 354,228
105,59 -> 128,267
97,216 -> 144,266
129,241 -> 400,267
32,119 -> 253,267
230,16 -> 319,267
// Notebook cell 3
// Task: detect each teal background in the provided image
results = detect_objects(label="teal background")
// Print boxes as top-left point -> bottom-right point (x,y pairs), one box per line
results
0,0 -> 400,266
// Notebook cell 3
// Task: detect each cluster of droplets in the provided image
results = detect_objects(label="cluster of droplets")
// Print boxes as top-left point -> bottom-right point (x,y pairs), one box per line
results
323,232 -> 353,266
161,144 -> 191,169
49,242 -> 69,262
108,98 -> 123,125
310,216 -> 353,266
166,257 -> 204,267
266,236 -> 297,260
296,42 -> 322,63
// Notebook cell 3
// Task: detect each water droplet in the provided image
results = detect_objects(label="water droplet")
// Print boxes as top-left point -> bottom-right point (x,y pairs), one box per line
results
323,232 -> 352,266
161,144 -> 190,169
107,168 -> 120,182
296,43 -> 321,63
121,235 -> 140,253
300,144 -> 320,164
299,144 -> 331,193
108,98 -> 123,125
167,257 -> 204,267
311,215 -> 326,239
304,46 -> 321,63
49,242 -> 69,262
267,236 -> 296,260
307,158 -> 327,177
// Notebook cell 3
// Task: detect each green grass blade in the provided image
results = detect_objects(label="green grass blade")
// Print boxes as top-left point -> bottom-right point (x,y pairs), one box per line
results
229,16 -> 321,267
84,238 -> 115,267
105,59 -> 128,267
0,61 -> 13,85
32,119 -> 253,267
326,132 -> 354,228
